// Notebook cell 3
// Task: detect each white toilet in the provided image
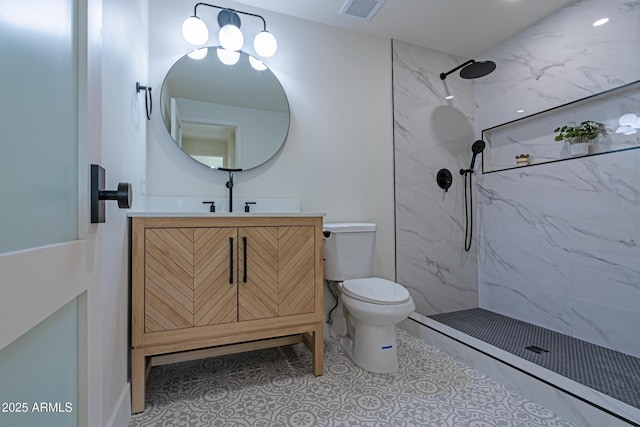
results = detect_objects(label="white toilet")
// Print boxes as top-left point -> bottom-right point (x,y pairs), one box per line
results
323,222 -> 415,373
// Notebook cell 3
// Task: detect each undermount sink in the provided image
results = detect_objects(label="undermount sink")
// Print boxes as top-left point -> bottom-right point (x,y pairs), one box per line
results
144,196 -> 301,214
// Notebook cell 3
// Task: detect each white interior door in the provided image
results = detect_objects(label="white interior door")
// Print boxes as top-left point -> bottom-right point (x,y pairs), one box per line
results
0,0 -> 102,426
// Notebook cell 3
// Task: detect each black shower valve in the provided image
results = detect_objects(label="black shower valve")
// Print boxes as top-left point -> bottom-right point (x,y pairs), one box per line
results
436,168 -> 453,192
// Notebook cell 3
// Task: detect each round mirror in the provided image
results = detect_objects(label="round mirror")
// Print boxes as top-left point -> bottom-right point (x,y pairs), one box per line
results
160,47 -> 290,170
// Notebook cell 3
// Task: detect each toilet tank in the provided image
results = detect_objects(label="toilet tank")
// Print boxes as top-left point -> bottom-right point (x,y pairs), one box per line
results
323,222 -> 376,281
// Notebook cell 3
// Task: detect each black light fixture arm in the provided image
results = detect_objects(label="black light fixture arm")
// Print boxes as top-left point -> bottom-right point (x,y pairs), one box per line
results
440,60 -> 475,80
193,2 -> 268,31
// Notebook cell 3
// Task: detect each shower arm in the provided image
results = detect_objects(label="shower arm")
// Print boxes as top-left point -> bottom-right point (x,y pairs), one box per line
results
440,60 -> 475,80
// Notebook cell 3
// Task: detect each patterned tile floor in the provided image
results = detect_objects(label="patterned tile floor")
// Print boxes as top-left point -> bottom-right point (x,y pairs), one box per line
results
129,329 -> 578,427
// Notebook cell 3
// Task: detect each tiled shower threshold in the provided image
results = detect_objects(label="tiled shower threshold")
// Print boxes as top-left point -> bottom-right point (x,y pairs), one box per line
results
401,311 -> 640,427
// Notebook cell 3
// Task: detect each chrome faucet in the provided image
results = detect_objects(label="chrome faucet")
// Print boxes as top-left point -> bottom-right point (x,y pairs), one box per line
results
220,168 -> 242,212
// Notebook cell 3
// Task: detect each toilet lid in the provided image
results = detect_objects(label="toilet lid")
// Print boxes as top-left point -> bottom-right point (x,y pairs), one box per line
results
341,278 -> 411,305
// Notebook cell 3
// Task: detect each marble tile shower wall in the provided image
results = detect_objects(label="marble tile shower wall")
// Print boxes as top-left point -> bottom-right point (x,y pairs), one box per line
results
475,0 -> 640,357
393,40 -> 478,316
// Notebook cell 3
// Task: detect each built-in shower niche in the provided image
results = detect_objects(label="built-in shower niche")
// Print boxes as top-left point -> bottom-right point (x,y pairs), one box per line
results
481,79 -> 640,173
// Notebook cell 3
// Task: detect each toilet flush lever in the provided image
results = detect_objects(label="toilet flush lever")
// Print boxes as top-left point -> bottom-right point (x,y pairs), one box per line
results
91,164 -> 132,223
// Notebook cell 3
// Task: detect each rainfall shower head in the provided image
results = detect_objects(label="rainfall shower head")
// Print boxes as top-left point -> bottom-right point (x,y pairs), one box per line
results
460,61 -> 496,79
440,59 -> 497,80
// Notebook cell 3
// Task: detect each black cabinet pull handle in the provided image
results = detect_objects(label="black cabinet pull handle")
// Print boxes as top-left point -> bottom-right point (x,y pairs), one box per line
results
243,236 -> 247,283
229,237 -> 234,284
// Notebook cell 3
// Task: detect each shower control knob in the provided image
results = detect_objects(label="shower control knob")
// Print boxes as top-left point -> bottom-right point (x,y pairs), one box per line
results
436,169 -> 453,192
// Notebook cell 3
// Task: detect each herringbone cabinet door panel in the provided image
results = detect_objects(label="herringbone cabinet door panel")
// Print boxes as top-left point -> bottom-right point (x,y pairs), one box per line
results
145,228 -> 194,332
279,226 -> 315,316
238,227 -> 279,321
194,227 -> 238,326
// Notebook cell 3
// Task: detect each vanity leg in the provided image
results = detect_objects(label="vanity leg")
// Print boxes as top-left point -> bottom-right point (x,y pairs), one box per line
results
131,348 -> 147,414
313,323 -> 324,376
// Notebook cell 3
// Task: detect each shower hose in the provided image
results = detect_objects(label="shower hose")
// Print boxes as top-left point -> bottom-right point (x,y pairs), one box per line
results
463,171 -> 473,252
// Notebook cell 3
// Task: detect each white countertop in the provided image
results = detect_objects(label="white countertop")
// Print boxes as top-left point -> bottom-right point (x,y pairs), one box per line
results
128,212 -> 325,218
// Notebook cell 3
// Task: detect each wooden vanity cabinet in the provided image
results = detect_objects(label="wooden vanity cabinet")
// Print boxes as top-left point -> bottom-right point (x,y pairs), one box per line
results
130,216 -> 324,414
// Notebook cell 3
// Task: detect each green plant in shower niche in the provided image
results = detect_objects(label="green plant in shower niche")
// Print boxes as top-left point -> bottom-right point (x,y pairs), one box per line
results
554,120 -> 606,144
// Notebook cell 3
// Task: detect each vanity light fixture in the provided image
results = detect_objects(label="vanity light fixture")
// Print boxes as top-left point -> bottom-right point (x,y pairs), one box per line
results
217,47 -> 240,65
182,3 -> 278,58
188,48 -> 208,60
249,56 -> 267,71
616,112 -> 640,135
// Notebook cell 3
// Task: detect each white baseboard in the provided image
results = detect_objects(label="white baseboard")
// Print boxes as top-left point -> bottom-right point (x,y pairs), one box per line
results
106,383 -> 131,427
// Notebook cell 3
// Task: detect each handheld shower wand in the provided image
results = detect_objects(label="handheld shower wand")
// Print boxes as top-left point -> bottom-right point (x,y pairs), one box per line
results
460,140 -> 486,175
461,140 -> 485,251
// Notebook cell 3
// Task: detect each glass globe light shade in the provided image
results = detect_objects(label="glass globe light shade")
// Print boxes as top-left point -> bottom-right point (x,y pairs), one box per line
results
254,31 -> 277,57
218,24 -> 244,51
182,16 -> 209,45
618,113 -> 637,126
217,47 -> 240,65
249,56 -> 267,71
188,48 -> 208,60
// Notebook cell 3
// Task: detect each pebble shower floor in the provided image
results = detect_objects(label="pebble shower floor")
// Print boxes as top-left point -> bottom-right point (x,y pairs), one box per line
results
129,328 -> 577,427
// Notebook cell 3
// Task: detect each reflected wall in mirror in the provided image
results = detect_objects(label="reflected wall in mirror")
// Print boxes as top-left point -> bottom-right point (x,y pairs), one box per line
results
160,47 -> 290,170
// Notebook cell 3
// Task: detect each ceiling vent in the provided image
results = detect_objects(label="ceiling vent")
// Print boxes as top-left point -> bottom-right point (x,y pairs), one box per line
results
339,0 -> 386,20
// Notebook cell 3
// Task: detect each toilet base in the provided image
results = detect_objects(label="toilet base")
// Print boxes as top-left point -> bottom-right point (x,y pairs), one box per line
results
341,324 -> 399,374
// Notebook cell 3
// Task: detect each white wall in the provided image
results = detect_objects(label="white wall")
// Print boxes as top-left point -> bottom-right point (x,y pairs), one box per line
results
147,0 -> 395,278
475,0 -> 640,357
101,0 -> 148,424
393,40 -> 479,315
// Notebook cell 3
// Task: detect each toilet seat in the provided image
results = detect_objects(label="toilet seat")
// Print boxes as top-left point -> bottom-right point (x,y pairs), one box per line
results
341,278 -> 411,305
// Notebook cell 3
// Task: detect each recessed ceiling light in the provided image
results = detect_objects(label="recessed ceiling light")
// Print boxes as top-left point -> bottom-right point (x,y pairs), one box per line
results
517,109 -> 524,113
445,95 -> 454,100
593,17 -> 609,27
